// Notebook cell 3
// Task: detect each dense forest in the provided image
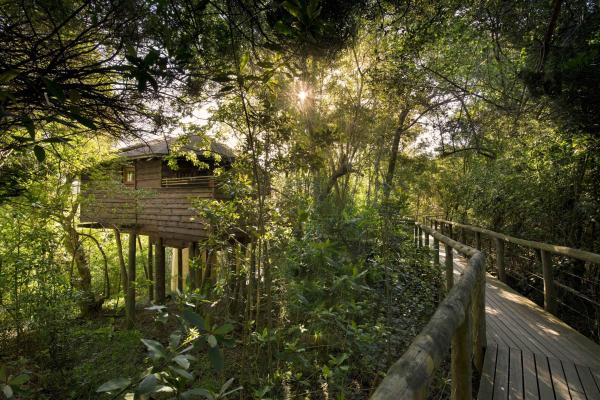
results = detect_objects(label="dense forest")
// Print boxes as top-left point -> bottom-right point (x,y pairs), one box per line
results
1,0 -> 599,399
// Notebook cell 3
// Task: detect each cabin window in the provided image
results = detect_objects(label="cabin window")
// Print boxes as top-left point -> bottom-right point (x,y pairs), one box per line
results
123,166 -> 135,186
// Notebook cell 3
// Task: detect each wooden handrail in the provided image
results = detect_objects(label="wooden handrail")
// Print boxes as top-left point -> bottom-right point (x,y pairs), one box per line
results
371,223 -> 486,400
428,218 -> 600,264
427,217 -> 600,315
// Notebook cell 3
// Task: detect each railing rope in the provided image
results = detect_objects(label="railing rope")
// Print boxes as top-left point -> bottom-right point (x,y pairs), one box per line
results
372,222 -> 486,399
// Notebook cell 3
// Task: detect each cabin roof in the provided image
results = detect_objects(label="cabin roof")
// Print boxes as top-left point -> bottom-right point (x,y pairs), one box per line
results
119,136 -> 234,160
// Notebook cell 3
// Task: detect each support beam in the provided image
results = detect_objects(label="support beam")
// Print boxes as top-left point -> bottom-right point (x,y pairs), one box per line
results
194,244 -> 202,289
189,243 -> 197,291
494,238 -> 507,282
126,232 -> 137,328
541,250 -> 557,314
433,238 -> 440,268
155,238 -> 166,304
177,248 -> 183,292
445,243 -> 454,291
148,237 -> 154,302
414,225 -> 419,247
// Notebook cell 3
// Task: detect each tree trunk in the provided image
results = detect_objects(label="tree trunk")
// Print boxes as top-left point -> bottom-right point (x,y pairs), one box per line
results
62,224 -> 99,316
383,108 -> 410,201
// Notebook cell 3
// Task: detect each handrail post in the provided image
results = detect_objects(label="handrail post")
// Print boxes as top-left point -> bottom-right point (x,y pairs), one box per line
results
424,230 -> 429,247
472,256 -> 486,371
451,304 -> 472,400
418,226 -> 423,248
460,227 -> 466,244
494,238 -> 507,282
541,250 -> 557,314
445,243 -> 454,290
433,237 -> 440,268
414,224 -> 418,247
475,231 -> 481,251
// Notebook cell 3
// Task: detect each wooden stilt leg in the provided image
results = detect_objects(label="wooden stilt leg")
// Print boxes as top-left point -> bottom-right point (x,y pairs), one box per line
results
155,238 -> 166,304
126,232 -> 137,328
148,237 -> 154,302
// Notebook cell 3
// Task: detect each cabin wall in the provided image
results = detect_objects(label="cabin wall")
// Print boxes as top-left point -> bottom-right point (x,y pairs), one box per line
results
135,159 -> 162,188
80,186 -> 215,241
135,186 -> 214,242
80,162 -> 222,243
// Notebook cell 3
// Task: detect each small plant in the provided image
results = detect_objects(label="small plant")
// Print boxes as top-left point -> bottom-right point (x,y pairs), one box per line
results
96,306 -> 240,399
0,364 -> 30,400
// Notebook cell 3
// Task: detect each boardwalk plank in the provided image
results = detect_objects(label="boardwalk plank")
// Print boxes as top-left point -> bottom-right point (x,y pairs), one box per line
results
494,345 -> 510,400
562,360 -> 587,400
440,247 -> 600,399
478,344 -> 497,400
576,365 -> 600,399
485,295 -> 550,355
591,368 -> 600,394
509,347 -> 524,400
535,353 -> 555,400
548,357 -> 571,400
522,350 -> 539,400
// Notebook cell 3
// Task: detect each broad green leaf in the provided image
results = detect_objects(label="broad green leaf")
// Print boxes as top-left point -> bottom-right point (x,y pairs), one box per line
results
0,69 -> 19,83
136,374 -> 159,395
213,323 -> 234,336
207,346 -> 223,371
183,309 -> 206,331
218,378 -> 235,395
141,339 -> 166,360
168,366 -> 193,380
282,1 -> 301,19
206,335 -> 217,348
9,374 -> 29,386
96,377 -> 131,392
181,388 -> 214,400
33,145 -> 45,162
1,384 -> 13,398
274,20 -> 292,35
169,333 -> 182,348
173,355 -> 190,369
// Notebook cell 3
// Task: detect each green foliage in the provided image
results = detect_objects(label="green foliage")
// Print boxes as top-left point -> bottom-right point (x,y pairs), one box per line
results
96,307 -> 239,399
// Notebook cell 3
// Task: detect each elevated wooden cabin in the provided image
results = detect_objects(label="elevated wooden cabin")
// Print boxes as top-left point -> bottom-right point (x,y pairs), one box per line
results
80,136 -> 234,248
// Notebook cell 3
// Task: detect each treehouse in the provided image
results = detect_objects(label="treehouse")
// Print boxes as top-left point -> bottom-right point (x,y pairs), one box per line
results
79,136 -> 237,308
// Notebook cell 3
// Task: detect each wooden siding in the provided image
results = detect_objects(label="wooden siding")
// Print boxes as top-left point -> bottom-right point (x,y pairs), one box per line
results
135,158 -> 162,188
79,157 -> 231,243
80,181 -> 218,243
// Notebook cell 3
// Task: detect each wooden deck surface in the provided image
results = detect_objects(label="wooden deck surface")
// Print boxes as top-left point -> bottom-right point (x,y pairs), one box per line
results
440,249 -> 600,400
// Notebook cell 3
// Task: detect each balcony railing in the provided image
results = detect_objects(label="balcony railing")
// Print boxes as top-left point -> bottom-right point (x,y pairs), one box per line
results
161,175 -> 215,187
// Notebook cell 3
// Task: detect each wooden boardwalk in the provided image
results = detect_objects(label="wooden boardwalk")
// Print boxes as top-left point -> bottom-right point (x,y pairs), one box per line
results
441,249 -> 600,400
